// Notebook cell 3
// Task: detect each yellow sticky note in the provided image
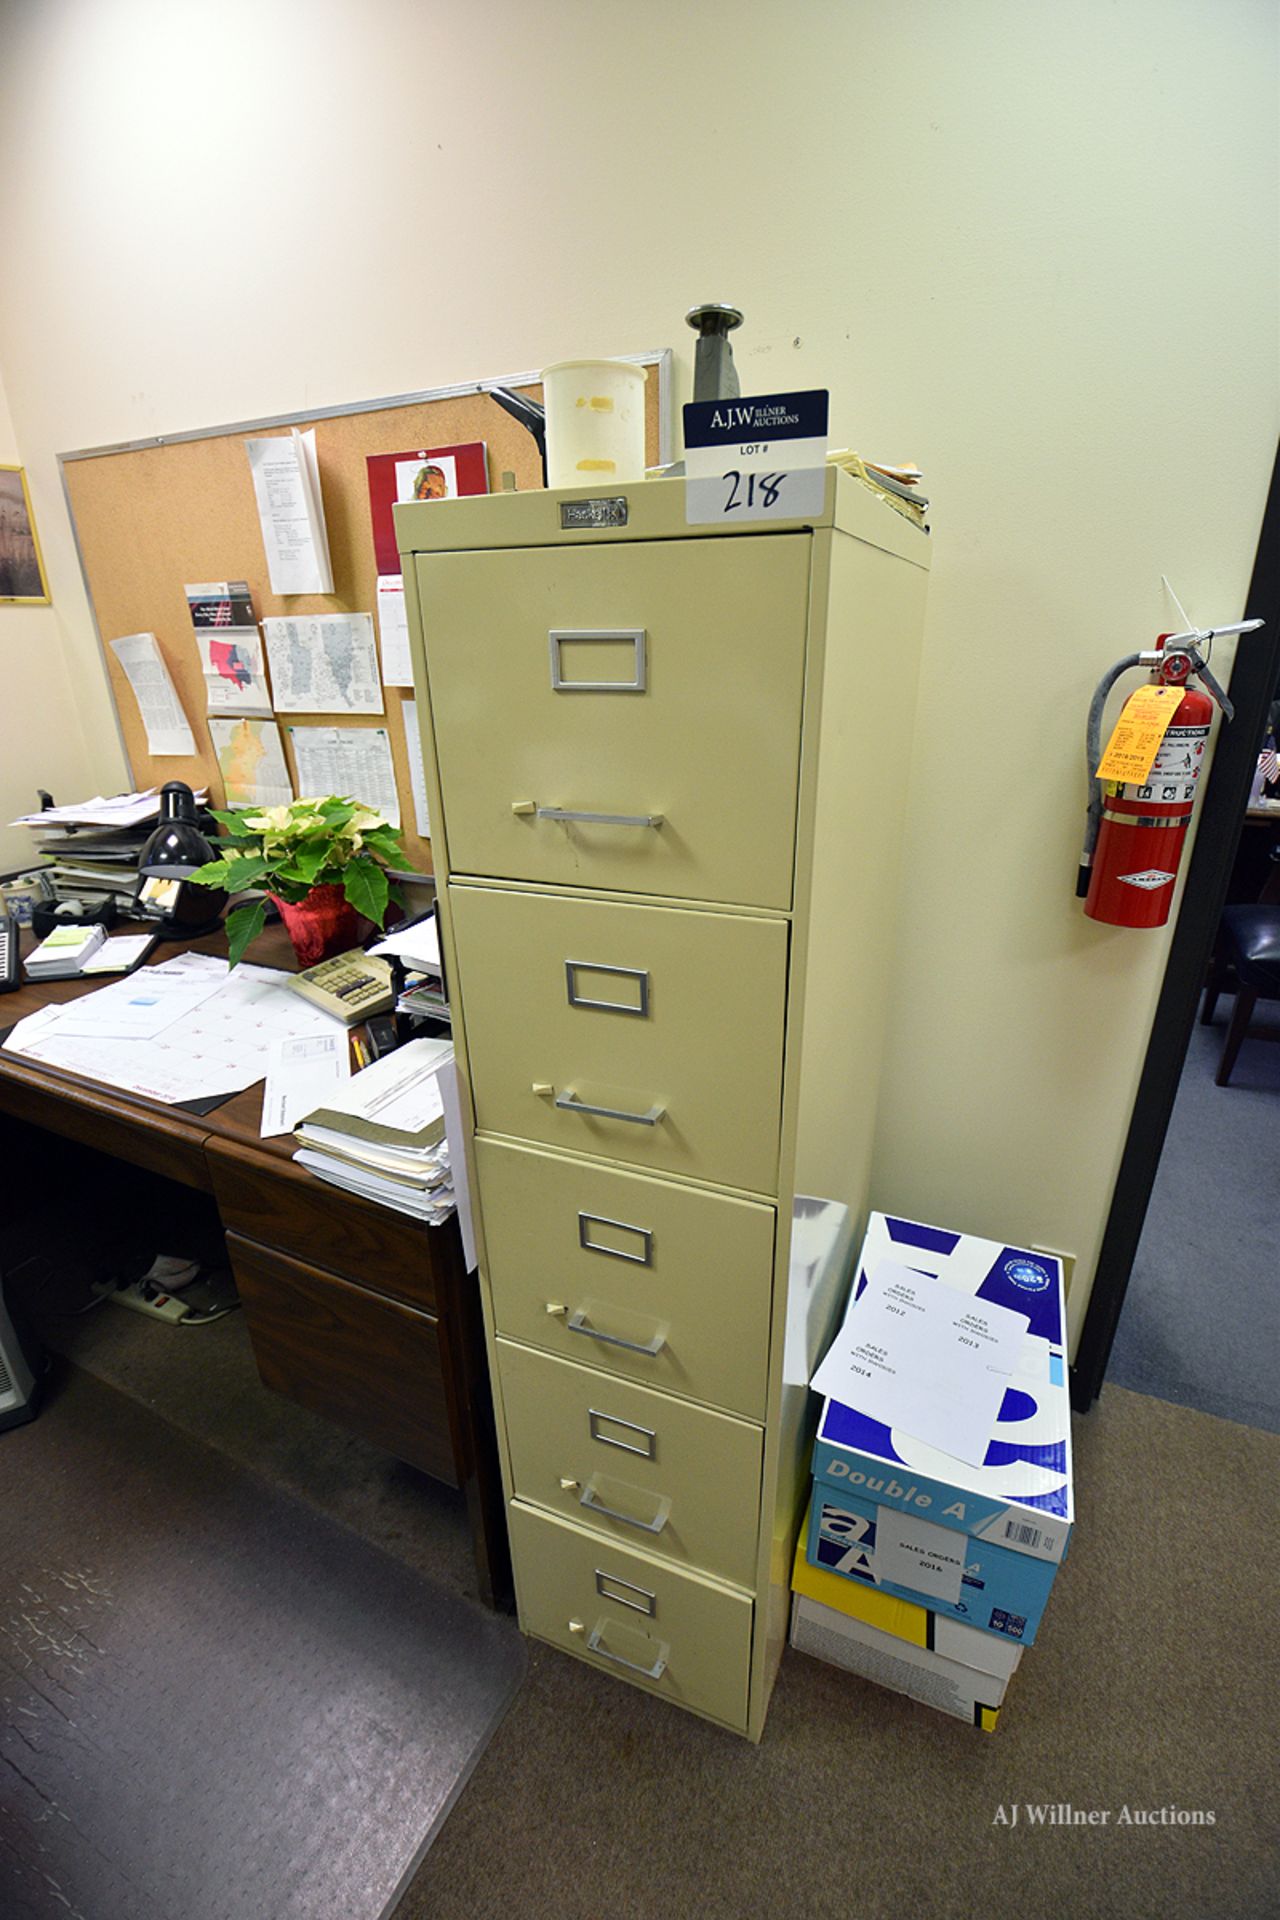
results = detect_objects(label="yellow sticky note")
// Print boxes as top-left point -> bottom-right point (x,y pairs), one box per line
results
1095,684 -> 1184,786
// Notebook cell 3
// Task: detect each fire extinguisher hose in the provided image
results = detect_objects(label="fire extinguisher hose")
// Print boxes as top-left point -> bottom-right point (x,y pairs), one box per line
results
1079,653 -> 1144,897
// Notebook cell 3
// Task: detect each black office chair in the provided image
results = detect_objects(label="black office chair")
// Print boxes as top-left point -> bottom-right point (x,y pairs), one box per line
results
1200,846 -> 1280,1086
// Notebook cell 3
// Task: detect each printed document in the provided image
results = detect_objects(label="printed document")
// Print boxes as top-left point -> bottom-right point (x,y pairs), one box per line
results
376,575 -> 413,686
195,627 -> 273,716
288,725 -> 399,825
401,698 -> 432,836
209,717 -> 294,809
245,428 -> 334,594
109,633 -> 196,756
810,1261 -> 1030,1467
2,955 -> 339,1105
261,1029 -> 351,1136
263,614 -> 383,714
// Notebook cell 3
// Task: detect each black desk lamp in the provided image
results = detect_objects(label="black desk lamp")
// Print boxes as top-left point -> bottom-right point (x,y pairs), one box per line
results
136,781 -> 227,937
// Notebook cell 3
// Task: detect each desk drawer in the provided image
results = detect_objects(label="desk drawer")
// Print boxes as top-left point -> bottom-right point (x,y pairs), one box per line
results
510,1501 -> 753,1731
478,1139 -> 775,1419
418,534 -> 809,909
227,1234 -> 459,1485
209,1136 -> 438,1311
498,1340 -> 762,1589
452,885 -> 788,1194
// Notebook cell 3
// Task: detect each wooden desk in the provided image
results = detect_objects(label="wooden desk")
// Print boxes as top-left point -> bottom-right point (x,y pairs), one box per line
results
0,921 -> 511,1608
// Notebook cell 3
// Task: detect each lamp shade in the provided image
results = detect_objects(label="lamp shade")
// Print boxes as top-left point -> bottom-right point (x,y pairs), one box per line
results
136,782 -> 227,934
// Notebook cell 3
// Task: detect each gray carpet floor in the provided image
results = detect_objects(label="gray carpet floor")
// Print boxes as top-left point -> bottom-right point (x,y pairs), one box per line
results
1108,1000 -> 1280,1430
0,1366 -> 525,1920
389,1385 -> 1279,1920
9,1126 -> 1277,1920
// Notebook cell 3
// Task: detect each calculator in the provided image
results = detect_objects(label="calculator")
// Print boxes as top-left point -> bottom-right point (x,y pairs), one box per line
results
286,950 -> 394,1025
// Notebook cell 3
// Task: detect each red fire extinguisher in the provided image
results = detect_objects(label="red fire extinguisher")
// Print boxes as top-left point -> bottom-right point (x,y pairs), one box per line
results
1078,622 -> 1260,929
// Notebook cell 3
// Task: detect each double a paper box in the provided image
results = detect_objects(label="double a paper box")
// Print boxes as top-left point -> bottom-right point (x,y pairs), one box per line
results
808,1487 -> 1057,1643
790,1596 -> 1008,1729
791,1523 -> 1023,1682
790,1528 -> 1013,1728
812,1214 -> 1073,1565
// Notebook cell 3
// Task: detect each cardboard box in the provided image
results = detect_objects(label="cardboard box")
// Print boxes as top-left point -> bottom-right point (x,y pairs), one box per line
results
808,1484 -> 1058,1644
791,1523 -> 1023,1681
790,1594 -> 1006,1729
812,1213 -> 1073,1565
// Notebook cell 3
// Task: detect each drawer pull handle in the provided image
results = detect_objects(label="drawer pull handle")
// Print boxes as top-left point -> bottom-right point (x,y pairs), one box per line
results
568,1310 -> 666,1357
580,1480 -> 671,1536
587,1622 -> 668,1680
553,1088 -> 666,1127
514,803 -> 665,829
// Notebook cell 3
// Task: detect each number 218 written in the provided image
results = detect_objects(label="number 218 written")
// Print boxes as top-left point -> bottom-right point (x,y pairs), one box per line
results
723,470 -> 785,511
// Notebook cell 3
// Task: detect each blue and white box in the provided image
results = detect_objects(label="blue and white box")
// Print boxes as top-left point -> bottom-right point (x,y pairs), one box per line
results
812,1214 -> 1074,1566
808,1489 -> 1058,1644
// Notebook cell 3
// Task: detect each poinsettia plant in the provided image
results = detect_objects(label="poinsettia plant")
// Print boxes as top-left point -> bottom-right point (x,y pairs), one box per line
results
192,795 -> 407,968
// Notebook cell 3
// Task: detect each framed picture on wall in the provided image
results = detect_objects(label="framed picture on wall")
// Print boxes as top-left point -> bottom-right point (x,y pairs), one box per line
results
0,465 -> 50,604
365,441 -> 489,576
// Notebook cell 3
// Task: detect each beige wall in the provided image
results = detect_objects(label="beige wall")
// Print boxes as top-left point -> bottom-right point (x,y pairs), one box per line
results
0,0 -> 1274,1350
0,360 -> 98,869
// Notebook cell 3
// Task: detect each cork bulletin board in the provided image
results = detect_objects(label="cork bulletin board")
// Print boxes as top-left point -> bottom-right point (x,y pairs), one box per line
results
60,356 -> 671,877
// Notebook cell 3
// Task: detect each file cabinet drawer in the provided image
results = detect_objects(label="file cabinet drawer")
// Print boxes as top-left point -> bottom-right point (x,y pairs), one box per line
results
498,1340 -> 763,1589
417,534 -> 809,909
478,1138 -> 775,1419
509,1500 -> 754,1731
451,884 -> 788,1194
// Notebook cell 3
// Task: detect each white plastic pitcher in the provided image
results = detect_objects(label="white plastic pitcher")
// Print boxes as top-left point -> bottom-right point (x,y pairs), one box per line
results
542,358 -> 646,489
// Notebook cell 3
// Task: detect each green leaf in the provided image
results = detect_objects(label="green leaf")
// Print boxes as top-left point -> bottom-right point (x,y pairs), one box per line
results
287,841 -> 330,883
360,827 -> 407,865
224,898 -> 267,970
342,857 -> 390,927
190,857 -> 233,888
222,853 -> 270,891
316,798 -> 358,829
209,807 -> 249,830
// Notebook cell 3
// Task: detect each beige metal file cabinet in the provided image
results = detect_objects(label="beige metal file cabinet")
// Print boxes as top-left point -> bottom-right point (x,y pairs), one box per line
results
398,470 -> 931,1739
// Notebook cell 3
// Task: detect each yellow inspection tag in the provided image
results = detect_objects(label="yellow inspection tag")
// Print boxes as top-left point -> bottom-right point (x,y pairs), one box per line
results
1095,684 -> 1184,786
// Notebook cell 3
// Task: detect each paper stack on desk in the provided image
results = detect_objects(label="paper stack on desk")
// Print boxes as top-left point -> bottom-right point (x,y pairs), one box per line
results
2,952 -> 341,1105
293,1035 -> 458,1223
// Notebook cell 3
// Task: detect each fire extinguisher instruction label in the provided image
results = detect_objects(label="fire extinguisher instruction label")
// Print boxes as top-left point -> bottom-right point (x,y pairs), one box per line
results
1095,685 -> 1186,786
1130,724 -> 1209,803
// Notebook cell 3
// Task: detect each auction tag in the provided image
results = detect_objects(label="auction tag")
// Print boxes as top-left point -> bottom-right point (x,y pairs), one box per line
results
683,389 -> 829,525
1095,684 -> 1184,786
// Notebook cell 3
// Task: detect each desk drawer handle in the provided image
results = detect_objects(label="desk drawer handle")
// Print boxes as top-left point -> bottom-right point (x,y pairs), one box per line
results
554,1088 -> 666,1127
587,1622 -> 668,1680
579,1481 -> 671,1535
568,1310 -> 666,1357
512,803 -> 665,829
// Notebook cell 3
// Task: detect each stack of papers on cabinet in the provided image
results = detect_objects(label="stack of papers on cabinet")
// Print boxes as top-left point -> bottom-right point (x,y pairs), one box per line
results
293,1035 -> 458,1222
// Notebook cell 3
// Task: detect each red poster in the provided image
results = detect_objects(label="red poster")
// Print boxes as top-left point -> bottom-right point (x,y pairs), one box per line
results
366,441 -> 489,575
